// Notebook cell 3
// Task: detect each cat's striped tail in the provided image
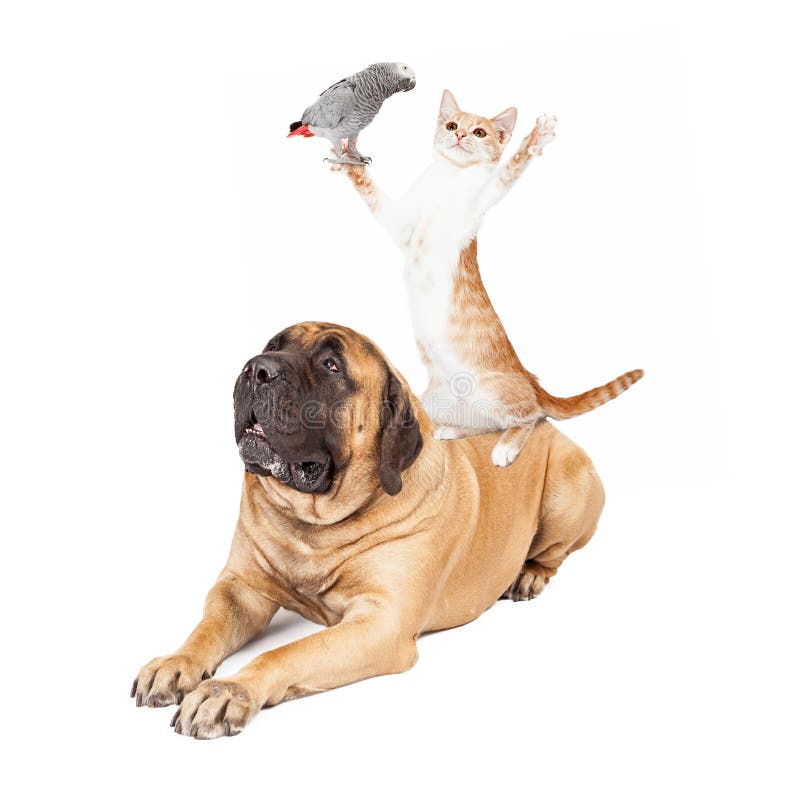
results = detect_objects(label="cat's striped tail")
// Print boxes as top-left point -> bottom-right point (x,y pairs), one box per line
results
536,368 -> 644,420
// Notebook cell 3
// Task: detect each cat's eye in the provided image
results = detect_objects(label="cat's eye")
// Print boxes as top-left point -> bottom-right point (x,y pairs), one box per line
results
322,357 -> 339,373
446,122 -> 458,131
473,128 -> 487,138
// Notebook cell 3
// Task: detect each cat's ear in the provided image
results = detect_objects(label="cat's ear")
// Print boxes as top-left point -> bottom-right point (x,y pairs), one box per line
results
439,89 -> 461,121
491,107 -> 518,144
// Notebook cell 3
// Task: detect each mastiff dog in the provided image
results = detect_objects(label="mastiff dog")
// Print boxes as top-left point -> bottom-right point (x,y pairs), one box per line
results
132,322 -> 605,738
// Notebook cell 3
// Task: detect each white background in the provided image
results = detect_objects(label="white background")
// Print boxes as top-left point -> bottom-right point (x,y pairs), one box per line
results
1,1 -> 798,797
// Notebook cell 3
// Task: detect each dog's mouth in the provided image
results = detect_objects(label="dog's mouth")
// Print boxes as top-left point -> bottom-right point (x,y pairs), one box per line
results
238,423 -> 333,494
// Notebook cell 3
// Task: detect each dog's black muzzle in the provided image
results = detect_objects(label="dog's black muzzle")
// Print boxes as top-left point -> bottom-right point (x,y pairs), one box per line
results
233,354 -> 333,493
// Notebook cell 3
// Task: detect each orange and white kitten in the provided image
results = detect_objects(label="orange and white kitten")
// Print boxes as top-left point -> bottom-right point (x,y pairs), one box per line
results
336,89 -> 642,466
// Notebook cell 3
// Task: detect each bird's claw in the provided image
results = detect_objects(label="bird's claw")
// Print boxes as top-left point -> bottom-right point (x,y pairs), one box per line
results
325,154 -> 365,166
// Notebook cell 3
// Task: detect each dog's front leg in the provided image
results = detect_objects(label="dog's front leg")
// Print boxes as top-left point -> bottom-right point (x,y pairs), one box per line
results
172,596 -> 418,739
132,570 -> 279,708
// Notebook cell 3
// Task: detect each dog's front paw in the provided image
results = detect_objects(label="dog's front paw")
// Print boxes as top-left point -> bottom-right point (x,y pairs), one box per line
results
131,654 -> 213,708
172,679 -> 258,739
525,114 -> 557,156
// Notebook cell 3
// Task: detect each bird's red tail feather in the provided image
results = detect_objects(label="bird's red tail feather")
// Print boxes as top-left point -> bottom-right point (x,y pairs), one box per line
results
287,124 -> 314,138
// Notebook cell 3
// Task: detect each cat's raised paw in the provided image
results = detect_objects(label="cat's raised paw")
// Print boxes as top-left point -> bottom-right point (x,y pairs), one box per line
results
526,114 -> 557,156
328,161 -> 367,180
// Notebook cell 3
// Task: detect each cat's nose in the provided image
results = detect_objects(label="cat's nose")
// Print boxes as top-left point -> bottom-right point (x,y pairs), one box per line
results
456,131 -> 466,141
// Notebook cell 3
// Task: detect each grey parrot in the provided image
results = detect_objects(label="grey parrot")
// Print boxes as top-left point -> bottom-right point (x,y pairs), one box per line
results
287,62 -> 416,164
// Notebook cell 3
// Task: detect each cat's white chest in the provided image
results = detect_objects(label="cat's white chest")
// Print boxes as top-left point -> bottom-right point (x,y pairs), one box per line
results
398,161 -> 493,355
403,161 -> 490,251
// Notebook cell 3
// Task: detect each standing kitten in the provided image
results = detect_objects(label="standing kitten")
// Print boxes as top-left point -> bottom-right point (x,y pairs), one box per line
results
334,90 -> 643,466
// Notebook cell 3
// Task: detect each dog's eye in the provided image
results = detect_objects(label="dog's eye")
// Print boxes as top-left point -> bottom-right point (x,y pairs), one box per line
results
446,122 -> 458,131
473,128 -> 486,138
322,357 -> 339,373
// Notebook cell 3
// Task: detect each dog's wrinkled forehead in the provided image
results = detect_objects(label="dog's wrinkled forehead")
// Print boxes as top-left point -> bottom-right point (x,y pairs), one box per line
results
266,321 -> 341,352
265,322 -> 384,387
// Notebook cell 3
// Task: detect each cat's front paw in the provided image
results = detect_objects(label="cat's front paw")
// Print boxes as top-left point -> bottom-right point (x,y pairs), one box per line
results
434,426 -> 467,440
525,114 -> 557,156
328,161 -> 367,180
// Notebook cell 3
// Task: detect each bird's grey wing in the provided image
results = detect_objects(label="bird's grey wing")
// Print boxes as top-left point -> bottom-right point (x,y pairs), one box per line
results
302,80 -> 356,130
319,76 -> 348,95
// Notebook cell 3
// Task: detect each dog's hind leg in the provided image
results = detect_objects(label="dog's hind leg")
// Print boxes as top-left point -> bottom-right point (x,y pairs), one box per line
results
503,434 -> 605,601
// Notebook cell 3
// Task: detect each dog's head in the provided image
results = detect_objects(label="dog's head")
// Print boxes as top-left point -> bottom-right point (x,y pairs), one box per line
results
233,322 -> 424,523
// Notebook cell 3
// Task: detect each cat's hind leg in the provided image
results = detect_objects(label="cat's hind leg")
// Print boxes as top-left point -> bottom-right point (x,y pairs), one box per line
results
433,425 -> 479,441
491,425 -> 535,467
503,433 -> 604,600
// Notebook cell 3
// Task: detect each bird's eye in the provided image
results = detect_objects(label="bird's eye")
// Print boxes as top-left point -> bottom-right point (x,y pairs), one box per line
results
473,128 -> 486,138
446,122 -> 458,131
322,357 -> 339,373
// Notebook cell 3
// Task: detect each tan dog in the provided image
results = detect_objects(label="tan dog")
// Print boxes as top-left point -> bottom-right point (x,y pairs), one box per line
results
132,322 -> 605,738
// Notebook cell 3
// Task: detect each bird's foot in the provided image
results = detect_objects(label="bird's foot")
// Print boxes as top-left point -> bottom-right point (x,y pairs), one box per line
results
324,154 -> 365,165
346,147 -> 372,164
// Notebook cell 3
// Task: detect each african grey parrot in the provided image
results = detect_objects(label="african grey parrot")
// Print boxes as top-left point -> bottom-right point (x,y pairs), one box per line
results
287,62 -> 416,164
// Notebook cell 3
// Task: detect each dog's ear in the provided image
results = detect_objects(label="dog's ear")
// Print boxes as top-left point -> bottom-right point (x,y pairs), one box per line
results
379,372 -> 423,496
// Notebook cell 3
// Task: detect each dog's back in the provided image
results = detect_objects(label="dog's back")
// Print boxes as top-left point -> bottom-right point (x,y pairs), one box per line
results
426,422 -> 604,629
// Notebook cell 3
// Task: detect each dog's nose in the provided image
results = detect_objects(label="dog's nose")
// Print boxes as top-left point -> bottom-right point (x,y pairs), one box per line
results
243,355 -> 283,384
